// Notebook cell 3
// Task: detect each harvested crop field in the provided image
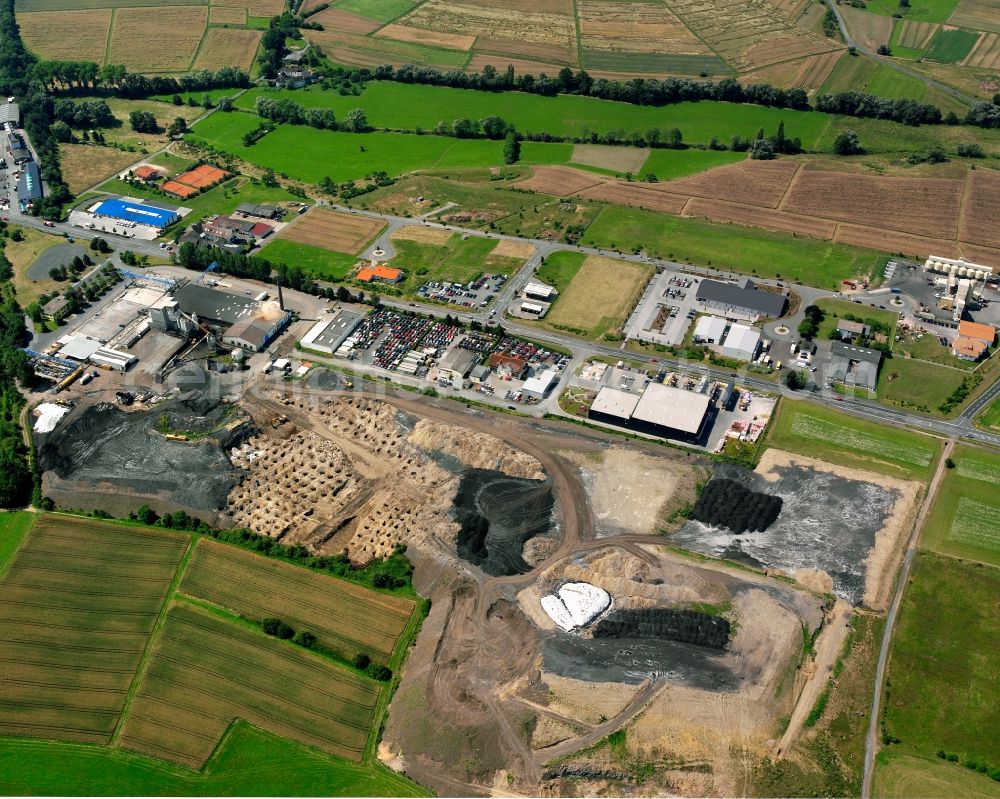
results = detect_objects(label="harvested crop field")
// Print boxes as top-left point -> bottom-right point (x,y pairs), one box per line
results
898,19 -> 939,49
949,0 -> 1000,33
208,4 -> 247,23
576,0 -> 710,55
118,602 -> 379,769
546,254 -> 651,336
471,37 -> 578,65
467,53 -> 570,74
279,208 -> 385,254
192,27 -> 262,71
570,144 -> 648,173
390,224 -> 452,244
963,31 -> 1000,67
835,223 -> 961,259
666,0 -> 836,70
667,158 -> 799,208
781,170 -> 964,239
0,515 -> 188,745
841,6 -> 893,52
180,539 -> 414,663
958,168 -> 1000,249
746,49 -> 843,92
309,6 -> 381,33
575,181 -> 689,213
59,143 -> 138,193
684,197 -> 838,238
107,6 -> 208,72
517,165 -> 604,196
376,23 -> 474,50
244,0 -> 284,14
491,239 -> 536,259
18,9 -> 111,62
398,0 -> 576,46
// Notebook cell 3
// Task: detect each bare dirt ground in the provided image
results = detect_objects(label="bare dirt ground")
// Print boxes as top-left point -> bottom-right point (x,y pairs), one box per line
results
755,449 -> 921,611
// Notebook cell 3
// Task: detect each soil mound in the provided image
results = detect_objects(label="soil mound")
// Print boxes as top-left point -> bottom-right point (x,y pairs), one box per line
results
593,608 -> 731,650
691,478 -> 782,533
454,469 -> 554,576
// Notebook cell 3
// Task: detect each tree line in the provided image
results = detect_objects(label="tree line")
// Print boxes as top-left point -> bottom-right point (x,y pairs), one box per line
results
30,60 -> 250,99
0,235 -> 33,509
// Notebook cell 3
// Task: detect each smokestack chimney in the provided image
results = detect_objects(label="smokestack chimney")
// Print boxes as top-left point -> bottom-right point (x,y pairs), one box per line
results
276,274 -> 285,311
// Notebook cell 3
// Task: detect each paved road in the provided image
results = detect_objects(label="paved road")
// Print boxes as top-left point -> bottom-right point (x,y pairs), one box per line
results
827,1 -> 975,105
861,438 -> 956,798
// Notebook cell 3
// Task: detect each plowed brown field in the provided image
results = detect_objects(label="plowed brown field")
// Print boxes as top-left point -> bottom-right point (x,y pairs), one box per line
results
472,37 -> 578,63
958,168 -> 1000,249
279,208 -> 385,254
834,224 -> 961,259
782,171 -> 963,239
576,182 -> 689,213
377,23 -> 475,50
684,197 -> 838,238
663,159 -> 800,208
517,165 -> 605,195
309,7 -> 381,33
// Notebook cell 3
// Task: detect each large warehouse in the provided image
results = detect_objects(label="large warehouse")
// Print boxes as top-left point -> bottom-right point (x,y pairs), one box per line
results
696,278 -> 786,321
589,381 -> 712,441
92,198 -> 180,231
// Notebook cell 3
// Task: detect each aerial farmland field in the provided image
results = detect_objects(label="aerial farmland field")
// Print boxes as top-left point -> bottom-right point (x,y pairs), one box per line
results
765,400 -> 940,479
0,514 -> 425,794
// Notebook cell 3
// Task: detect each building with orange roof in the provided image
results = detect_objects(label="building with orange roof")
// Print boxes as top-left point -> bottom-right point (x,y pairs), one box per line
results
957,319 -> 996,346
355,264 -> 403,284
132,165 -> 162,181
952,335 -> 988,362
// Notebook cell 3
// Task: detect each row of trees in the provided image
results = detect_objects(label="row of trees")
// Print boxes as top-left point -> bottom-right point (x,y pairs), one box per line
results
302,60 -> 1000,130
30,60 -> 250,99
0,229 -> 33,507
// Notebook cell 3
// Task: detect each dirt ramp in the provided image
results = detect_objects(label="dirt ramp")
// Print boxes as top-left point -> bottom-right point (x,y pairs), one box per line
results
409,418 -> 545,479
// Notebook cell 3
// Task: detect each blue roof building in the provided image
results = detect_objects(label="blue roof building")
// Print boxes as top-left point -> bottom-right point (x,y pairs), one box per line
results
93,198 -> 179,230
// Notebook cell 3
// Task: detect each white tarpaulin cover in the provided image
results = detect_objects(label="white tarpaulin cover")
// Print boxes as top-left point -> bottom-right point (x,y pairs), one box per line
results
541,582 -> 611,632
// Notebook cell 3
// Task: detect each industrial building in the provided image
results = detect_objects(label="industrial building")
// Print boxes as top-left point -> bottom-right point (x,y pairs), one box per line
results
222,303 -> 292,352
299,311 -> 363,355
437,348 -> 480,383
827,341 -> 882,392
523,281 -> 557,302
236,203 -> 283,219
521,368 -> 559,399
953,320 -> 996,361
54,334 -> 136,372
720,323 -> 761,361
923,255 -> 993,280
696,278 -> 786,321
693,315 -> 727,344
0,101 -> 20,125
170,282 -> 292,352
92,198 -> 180,232
16,161 -> 41,211
7,131 -> 30,163
589,381 -> 712,441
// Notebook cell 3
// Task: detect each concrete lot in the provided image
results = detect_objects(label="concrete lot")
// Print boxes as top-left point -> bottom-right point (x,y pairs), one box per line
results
624,268 -> 700,347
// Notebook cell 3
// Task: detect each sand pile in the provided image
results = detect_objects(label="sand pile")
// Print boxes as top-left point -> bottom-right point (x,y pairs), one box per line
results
408,419 -> 545,480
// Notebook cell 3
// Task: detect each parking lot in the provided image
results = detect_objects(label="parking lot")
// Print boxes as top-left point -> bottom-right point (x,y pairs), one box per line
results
624,268 -> 701,347
417,272 -> 509,309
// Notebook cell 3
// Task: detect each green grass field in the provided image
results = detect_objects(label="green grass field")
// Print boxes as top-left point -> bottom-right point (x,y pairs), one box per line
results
920,444 -> 1000,565
0,722 -> 429,796
535,250 -> 585,293
389,233 -> 523,297
878,358 -> 967,415
189,114 -> 536,183
258,239 -> 359,280
875,751 -> 1000,798
924,27 -> 980,63
331,0 -> 421,22
818,114 -> 1000,157
579,49 -> 729,76
978,395 -> 1000,432
881,552 -> 1000,768
859,0 -> 960,22
0,512 -> 34,577
638,148 -> 743,180
896,329 -> 979,369
233,83 -> 833,148
814,297 -> 898,341
864,64 -> 928,100
765,399 -> 940,480
579,205 -> 884,288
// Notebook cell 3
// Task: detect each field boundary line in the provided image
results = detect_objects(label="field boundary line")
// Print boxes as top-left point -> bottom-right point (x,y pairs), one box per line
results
861,437 -> 954,799
775,162 -> 803,210
571,0 -> 583,69
102,8 -> 116,67
110,534 -> 196,746
955,166 -> 974,244
188,17 -> 212,71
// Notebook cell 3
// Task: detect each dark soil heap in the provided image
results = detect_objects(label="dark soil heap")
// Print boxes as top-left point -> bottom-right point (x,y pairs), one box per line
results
593,608 -> 731,650
690,478 -> 782,533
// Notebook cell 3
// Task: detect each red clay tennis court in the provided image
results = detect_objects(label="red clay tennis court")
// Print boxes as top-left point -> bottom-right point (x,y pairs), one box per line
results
174,163 -> 229,188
